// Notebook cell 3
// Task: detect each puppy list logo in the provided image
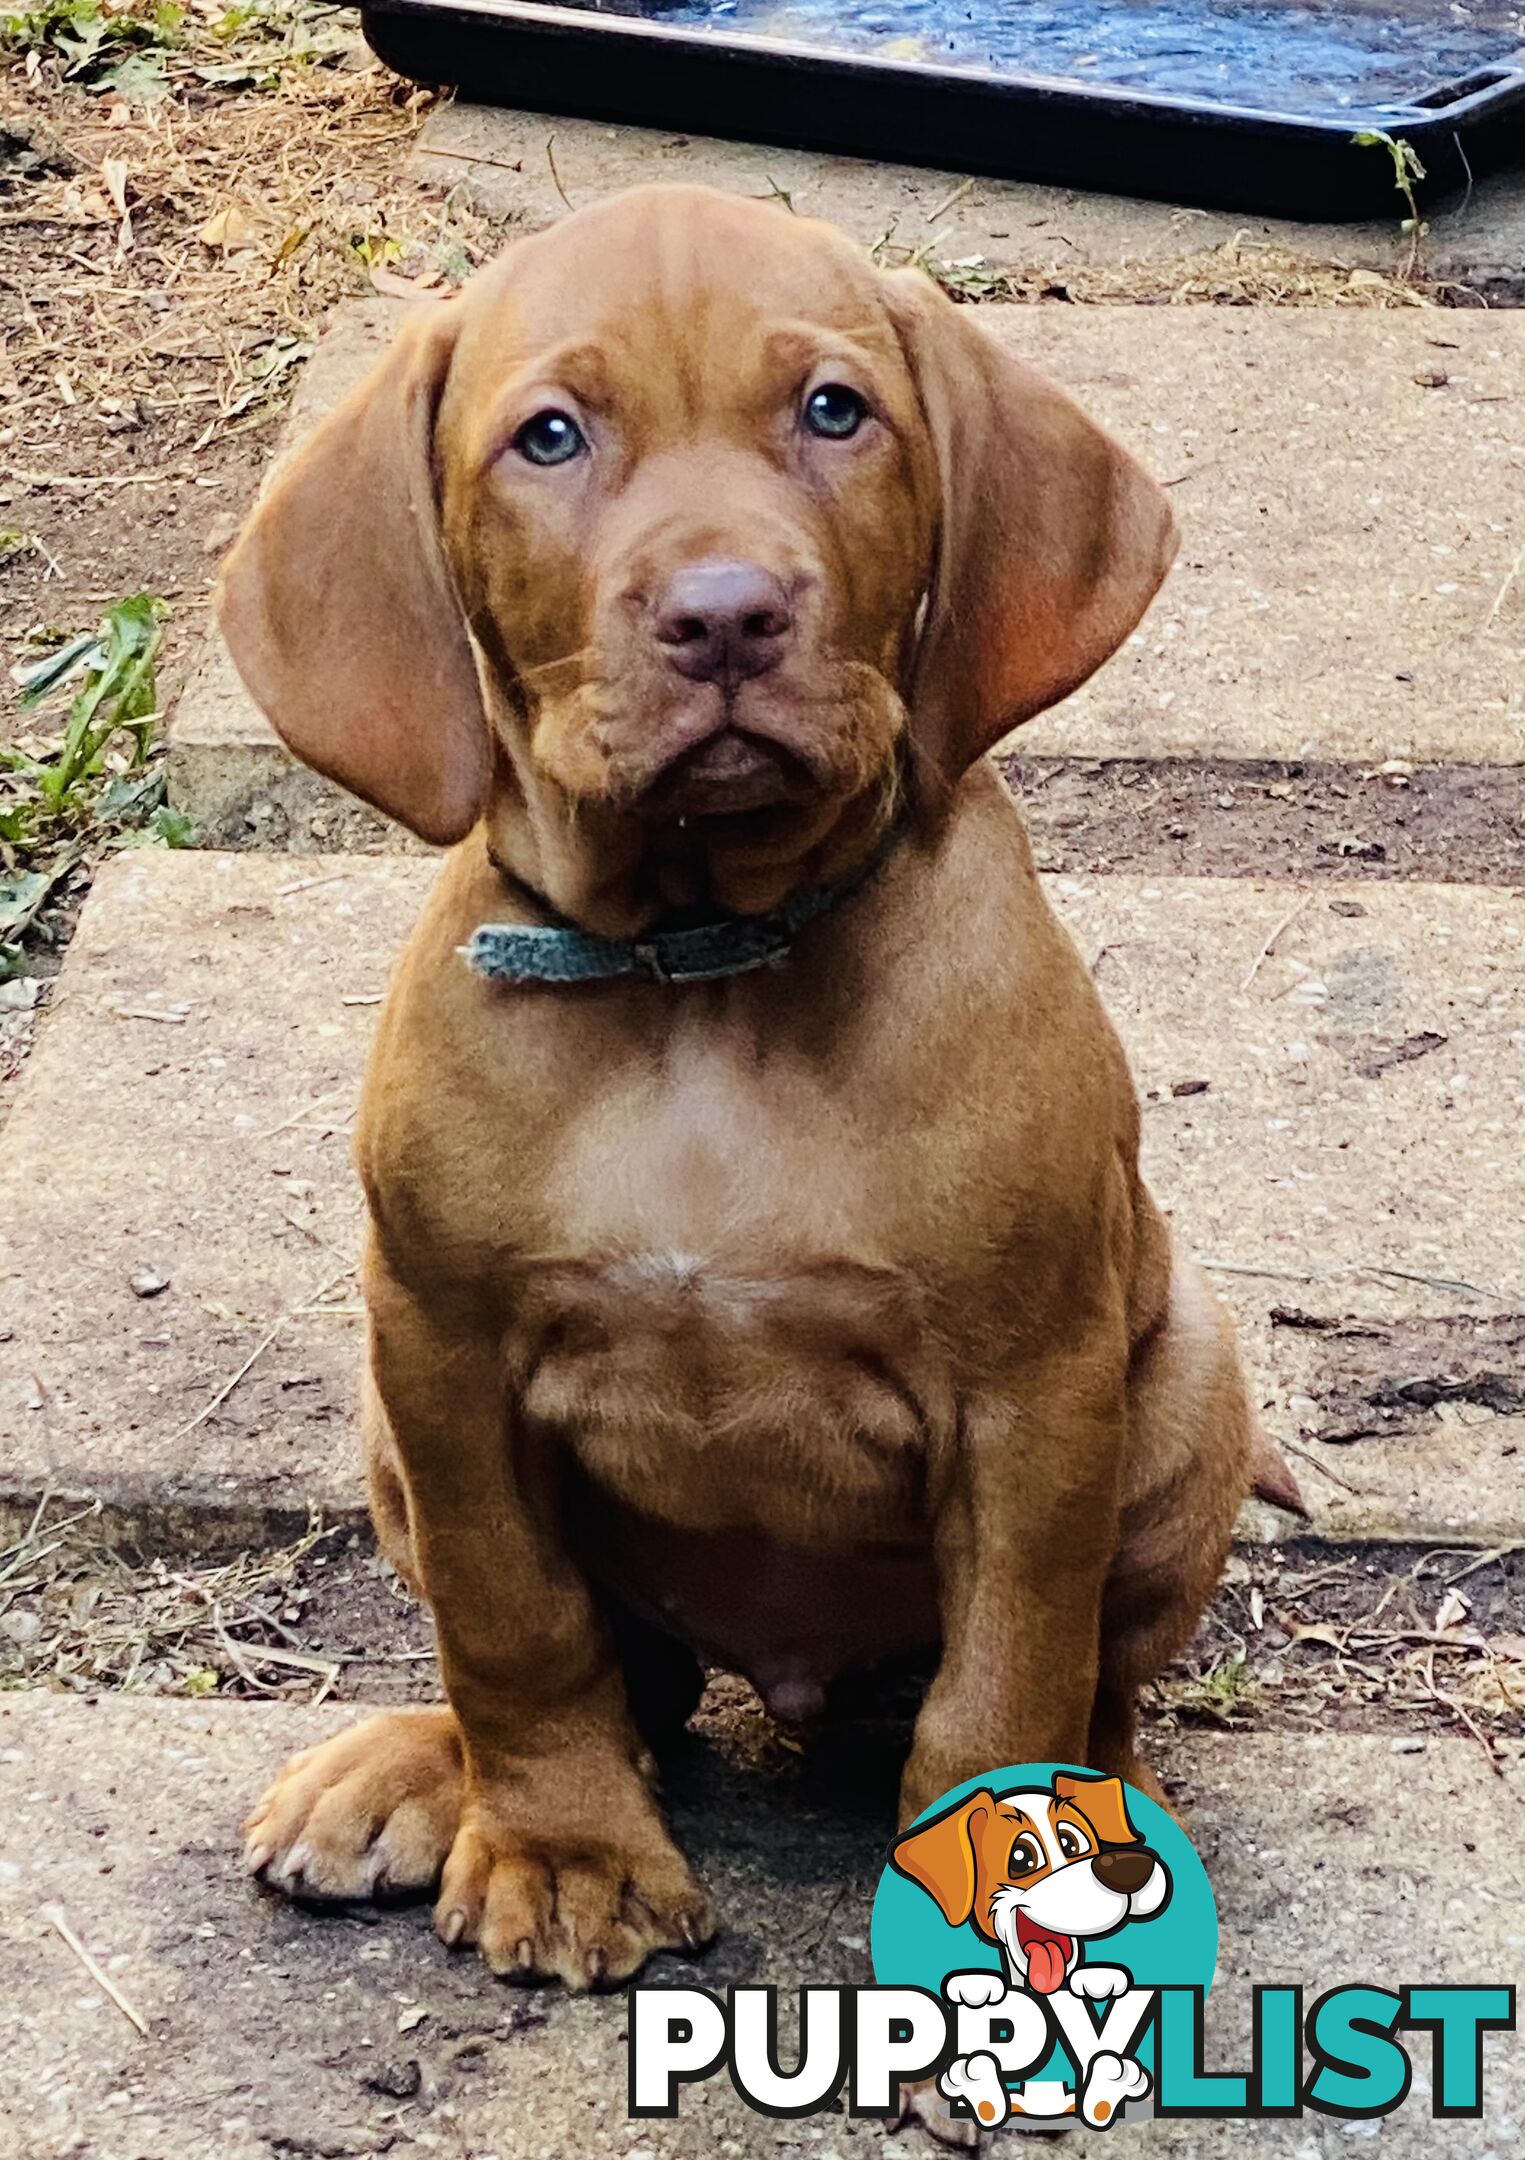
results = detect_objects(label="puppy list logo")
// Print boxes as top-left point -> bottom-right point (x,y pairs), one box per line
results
875,1765 -> 1206,2129
628,1762 -> 1514,2130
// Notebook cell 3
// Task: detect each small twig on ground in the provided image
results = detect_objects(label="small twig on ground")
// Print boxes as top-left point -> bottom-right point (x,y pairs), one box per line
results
1278,1435 -> 1364,1496
926,176 -> 974,225
1445,1544 -> 1525,1585
275,872 -> 351,900
1418,1647 -> 1505,1775
544,134 -> 574,213
1199,1258 -> 1500,1302
171,1263 -> 353,1440
1239,892 -> 1312,991
43,1907 -> 151,2039
257,1084 -> 351,1140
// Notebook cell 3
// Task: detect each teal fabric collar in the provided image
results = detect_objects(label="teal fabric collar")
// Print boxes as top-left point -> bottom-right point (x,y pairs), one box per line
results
462,818 -> 903,988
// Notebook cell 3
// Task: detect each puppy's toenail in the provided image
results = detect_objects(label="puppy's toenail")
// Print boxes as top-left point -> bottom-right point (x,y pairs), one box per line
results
246,1842 -> 273,1875
587,1948 -> 608,1983
441,1907 -> 467,1946
516,1936 -> 534,1970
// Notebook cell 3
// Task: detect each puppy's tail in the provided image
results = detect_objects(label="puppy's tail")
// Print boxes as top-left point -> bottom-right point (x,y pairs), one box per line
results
1249,1425 -> 1309,1519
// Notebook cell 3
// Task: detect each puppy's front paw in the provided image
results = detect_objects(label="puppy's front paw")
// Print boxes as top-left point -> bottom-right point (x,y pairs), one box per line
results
435,1786 -> 712,1990
1069,1964 -> 1130,2001
245,1707 -> 463,1901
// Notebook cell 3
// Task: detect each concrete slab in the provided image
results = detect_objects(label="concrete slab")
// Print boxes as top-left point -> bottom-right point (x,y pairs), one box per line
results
418,101 -> 1525,304
2,1695 -> 1521,2158
1005,311 -> 1524,765
0,852 -> 1518,1547
168,299 -> 411,851
167,303 -> 1524,844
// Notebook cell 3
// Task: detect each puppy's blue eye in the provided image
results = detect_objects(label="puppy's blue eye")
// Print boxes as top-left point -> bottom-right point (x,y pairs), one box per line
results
804,384 -> 869,440
514,410 -> 586,467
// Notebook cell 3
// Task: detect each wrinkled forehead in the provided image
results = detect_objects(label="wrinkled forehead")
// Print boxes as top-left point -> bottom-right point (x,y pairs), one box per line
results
442,190 -> 913,454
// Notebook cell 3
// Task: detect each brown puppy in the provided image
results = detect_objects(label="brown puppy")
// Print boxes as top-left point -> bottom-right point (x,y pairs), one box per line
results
223,185 -> 1257,1994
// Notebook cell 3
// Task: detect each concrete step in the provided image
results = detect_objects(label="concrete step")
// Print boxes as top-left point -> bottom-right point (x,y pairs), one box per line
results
2,1694 -> 1520,2158
166,301 -> 1523,843
169,298 -> 408,854
417,101 -> 1525,304
0,850 -> 1518,1549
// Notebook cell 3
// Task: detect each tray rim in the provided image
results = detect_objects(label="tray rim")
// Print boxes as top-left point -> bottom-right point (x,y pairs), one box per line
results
366,0 -> 1525,137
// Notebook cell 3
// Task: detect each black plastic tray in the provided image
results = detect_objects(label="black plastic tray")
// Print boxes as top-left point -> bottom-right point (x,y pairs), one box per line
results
362,0 -> 1525,221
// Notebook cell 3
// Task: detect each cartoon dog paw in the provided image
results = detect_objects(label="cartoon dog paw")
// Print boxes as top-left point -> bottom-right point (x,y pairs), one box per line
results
939,2050 -> 1011,2129
1081,2050 -> 1150,2128
1069,1964 -> 1131,2002
945,1968 -> 1009,2009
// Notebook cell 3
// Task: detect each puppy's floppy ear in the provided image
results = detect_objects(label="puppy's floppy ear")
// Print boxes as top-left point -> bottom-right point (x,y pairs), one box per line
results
886,270 -> 1176,796
1054,1773 -> 1142,1847
890,1789 -> 993,1927
216,303 -> 489,846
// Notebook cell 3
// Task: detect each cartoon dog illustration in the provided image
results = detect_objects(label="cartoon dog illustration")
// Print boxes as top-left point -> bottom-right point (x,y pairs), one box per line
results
891,1773 -> 1169,2130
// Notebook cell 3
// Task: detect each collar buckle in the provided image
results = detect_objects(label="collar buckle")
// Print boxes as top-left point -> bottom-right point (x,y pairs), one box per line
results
632,939 -> 672,985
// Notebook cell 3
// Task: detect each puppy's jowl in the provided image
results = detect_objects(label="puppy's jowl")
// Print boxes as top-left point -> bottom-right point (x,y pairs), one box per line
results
224,185 -> 1292,1997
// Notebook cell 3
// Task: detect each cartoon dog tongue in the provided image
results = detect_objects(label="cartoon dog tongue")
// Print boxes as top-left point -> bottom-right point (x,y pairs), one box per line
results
1016,1912 -> 1074,1994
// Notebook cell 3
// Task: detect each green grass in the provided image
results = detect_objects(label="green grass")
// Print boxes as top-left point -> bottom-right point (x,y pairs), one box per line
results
0,0 -> 351,95
1173,1649 -> 1260,1724
2,593 -> 193,978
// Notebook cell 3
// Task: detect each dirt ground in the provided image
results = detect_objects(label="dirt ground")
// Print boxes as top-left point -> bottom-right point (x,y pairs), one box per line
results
2,1504 -> 1520,1764
1003,755 -> 1525,885
2,11 -> 498,726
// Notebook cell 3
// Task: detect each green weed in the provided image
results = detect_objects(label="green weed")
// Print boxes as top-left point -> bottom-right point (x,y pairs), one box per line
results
0,0 -> 349,93
0,0 -> 185,96
1174,1650 -> 1259,1724
1352,129 -> 1429,273
1,593 -> 192,977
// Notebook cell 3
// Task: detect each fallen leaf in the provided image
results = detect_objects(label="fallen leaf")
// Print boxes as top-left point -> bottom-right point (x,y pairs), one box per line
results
1356,1030 -> 1447,1081
369,265 -> 447,301
198,203 -> 260,252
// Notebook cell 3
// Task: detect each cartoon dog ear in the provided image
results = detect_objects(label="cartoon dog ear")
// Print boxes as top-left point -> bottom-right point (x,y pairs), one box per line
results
890,1790 -> 994,1927
1054,1773 -> 1142,1847
884,267 -> 1176,803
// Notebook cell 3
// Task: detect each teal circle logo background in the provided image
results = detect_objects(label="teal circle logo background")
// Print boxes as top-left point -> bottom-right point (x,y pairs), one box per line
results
871,1763 -> 1218,1999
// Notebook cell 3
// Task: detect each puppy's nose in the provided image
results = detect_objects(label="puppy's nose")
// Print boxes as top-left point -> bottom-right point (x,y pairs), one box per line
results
1091,1848 -> 1155,1896
654,559 -> 793,686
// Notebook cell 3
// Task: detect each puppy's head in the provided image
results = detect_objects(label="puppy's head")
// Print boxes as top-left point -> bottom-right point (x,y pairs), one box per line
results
218,186 -> 1173,929
891,1776 -> 1170,1995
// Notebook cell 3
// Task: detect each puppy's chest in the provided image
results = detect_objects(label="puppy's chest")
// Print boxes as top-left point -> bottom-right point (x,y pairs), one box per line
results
503,1073 -> 954,1536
